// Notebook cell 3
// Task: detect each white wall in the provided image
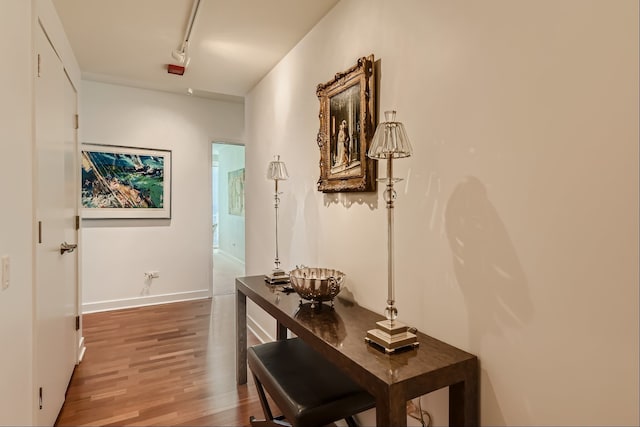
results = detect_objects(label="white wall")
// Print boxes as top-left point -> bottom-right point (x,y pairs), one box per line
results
216,143 -> 246,261
1,0 -> 82,424
245,0 -> 639,425
0,1 -> 34,424
81,81 -> 244,312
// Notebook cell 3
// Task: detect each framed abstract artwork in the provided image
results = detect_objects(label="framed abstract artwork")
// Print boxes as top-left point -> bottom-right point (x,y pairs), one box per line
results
81,143 -> 172,219
316,54 -> 377,192
228,168 -> 245,216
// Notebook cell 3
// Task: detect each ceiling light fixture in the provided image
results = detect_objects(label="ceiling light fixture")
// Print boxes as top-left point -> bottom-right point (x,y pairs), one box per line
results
168,0 -> 201,72
171,41 -> 191,67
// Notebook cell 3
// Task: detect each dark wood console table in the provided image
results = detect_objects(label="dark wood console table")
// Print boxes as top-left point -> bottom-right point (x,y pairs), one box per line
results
236,275 -> 478,426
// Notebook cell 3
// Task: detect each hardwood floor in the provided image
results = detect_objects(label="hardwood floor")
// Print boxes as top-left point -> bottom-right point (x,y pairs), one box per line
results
213,250 -> 245,296
56,296 -> 264,426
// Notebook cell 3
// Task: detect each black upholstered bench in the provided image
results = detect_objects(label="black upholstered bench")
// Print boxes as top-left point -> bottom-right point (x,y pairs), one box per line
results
248,338 -> 376,427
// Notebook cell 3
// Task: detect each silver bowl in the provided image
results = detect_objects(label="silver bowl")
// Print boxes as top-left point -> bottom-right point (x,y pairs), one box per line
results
289,267 -> 345,307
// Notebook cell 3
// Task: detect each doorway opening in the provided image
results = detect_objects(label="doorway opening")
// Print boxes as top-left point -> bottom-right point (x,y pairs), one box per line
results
212,142 -> 245,296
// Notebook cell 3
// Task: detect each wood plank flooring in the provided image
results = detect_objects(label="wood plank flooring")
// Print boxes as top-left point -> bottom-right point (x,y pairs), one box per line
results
56,296 -> 264,426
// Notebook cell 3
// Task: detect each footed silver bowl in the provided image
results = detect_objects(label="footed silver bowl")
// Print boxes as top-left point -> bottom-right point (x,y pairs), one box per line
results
289,267 -> 345,307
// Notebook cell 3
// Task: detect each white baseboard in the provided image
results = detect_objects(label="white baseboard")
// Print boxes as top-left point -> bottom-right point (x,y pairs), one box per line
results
214,249 -> 246,266
247,314 -> 273,343
82,290 -> 211,314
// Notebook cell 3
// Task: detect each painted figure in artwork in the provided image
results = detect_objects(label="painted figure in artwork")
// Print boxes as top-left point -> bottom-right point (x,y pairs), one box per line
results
334,119 -> 350,167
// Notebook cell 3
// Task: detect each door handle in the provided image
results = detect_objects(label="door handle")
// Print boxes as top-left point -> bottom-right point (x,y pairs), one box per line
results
60,242 -> 77,255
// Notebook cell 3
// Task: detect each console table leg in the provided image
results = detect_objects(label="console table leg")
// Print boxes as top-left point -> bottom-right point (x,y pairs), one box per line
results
236,287 -> 247,385
449,361 -> 479,426
376,388 -> 408,427
276,322 -> 288,340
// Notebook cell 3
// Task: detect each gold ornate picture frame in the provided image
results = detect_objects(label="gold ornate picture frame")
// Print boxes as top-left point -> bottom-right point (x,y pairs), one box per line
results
316,55 -> 377,193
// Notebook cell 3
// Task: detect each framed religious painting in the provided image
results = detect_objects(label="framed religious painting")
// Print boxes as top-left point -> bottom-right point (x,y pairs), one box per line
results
81,143 -> 172,219
316,54 -> 377,193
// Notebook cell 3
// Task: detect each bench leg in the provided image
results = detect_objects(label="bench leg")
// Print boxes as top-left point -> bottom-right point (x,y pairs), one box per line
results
251,373 -> 292,427
250,415 -> 290,427
345,415 -> 359,427
253,373 -> 275,420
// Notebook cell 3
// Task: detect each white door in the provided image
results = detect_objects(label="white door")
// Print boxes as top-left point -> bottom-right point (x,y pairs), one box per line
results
35,25 -> 78,426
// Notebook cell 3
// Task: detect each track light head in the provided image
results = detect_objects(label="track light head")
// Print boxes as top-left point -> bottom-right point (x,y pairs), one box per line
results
171,41 -> 190,67
171,49 -> 186,63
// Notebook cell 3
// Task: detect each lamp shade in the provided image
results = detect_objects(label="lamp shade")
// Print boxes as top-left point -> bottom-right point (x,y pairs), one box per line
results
368,110 -> 413,159
267,155 -> 289,180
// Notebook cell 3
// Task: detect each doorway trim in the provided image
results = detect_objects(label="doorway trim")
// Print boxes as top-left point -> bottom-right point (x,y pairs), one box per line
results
33,20 -> 81,425
210,139 -> 245,297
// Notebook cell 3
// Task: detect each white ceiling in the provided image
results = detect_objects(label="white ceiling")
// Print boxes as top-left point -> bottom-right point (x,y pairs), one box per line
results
52,0 -> 338,102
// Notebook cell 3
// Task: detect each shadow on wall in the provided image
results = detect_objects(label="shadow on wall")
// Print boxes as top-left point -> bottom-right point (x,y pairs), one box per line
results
445,176 -> 533,343
323,191 -> 378,209
445,176 -> 534,422
481,369 -> 507,426
279,193 -> 297,269
293,187 -> 321,264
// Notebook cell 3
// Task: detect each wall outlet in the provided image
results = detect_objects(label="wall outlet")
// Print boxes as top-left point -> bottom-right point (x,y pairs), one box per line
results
2,256 -> 9,291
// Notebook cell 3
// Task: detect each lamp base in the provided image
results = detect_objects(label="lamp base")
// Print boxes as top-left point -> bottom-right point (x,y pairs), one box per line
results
264,269 -> 290,285
365,319 -> 419,354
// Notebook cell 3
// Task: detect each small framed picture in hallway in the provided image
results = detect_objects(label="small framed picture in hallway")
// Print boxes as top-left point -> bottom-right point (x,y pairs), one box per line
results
228,168 -> 245,216
80,143 -> 172,219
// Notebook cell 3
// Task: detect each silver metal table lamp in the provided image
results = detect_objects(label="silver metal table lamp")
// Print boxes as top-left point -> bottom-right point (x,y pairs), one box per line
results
365,111 -> 419,353
265,155 -> 290,284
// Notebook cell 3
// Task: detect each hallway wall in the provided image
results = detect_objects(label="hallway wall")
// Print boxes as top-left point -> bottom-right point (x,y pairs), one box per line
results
0,0 -> 81,423
80,81 -> 244,312
244,0 -> 639,425
0,2 -> 34,423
